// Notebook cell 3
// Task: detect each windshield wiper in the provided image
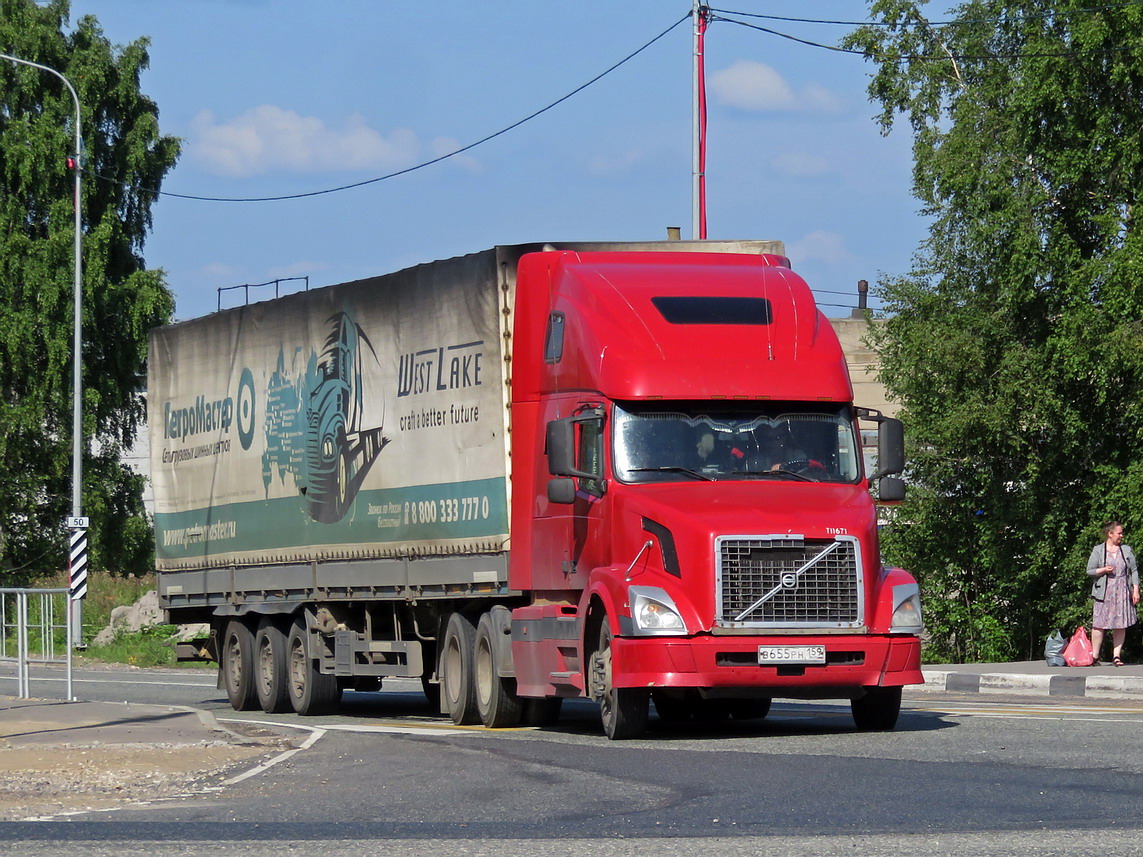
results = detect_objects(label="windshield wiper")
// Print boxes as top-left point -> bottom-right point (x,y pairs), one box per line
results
727,468 -> 815,483
627,467 -> 715,482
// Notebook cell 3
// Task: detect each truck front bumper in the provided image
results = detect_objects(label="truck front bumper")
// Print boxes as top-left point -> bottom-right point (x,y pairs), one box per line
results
609,633 -> 923,692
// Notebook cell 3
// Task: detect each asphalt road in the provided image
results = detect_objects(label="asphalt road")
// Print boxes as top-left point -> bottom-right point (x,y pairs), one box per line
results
4,664 -> 1143,855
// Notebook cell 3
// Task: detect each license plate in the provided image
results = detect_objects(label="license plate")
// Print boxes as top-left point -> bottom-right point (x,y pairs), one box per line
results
757,645 -> 826,665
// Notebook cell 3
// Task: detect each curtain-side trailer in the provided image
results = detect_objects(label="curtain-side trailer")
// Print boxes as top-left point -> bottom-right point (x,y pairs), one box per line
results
152,241 -> 923,739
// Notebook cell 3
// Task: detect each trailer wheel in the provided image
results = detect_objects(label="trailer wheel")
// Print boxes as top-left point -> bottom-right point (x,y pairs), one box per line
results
254,619 -> 291,714
286,619 -> 340,715
222,620 -> 258,711
474,612 -> 523,728
851,686 -> 902,731
590,621 -> 648,740
440,613 -> 479,725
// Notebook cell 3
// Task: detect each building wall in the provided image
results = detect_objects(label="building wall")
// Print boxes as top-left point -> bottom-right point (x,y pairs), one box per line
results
830,316 -> 897,419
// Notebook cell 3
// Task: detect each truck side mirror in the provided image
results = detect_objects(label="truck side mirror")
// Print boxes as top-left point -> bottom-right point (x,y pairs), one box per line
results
545,415 -> 599,480
547,477 -> 577,504
546,419 -> 576,476
877,476 -> 905,503
869,417 -> 904,480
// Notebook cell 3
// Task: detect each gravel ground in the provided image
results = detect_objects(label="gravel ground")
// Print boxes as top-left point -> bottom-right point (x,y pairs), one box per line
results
0,720 -> 295,820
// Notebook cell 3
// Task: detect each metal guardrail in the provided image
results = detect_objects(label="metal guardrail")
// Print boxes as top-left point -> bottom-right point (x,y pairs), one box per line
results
0,587 -> 74,699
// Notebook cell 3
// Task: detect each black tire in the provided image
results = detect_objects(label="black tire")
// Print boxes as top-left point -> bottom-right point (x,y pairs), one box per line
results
521,697 -> 563,727
851,686 -> 902,731
440,613 -> 479,725
254,619 -> 290,714
591,621 -> 649,740
221,620 -> 258,711
728,698 -> 771,721
692,699 -> 733,723
286,619 -> 340,715
474,612 -> 523,728
652,690 -> 693,724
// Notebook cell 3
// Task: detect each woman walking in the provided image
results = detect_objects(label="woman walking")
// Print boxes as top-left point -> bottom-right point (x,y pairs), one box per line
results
1086,521 -> 1141,666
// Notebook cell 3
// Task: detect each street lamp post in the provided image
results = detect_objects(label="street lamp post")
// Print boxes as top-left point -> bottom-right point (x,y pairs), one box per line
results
1,52 -> 87,640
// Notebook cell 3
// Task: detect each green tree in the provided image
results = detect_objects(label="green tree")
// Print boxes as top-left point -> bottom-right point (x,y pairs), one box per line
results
844,1 -> 1143,661
1,0 -> 178,580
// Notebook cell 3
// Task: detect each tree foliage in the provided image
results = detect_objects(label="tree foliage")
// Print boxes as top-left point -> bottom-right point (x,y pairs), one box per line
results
844,1 -> 1143,661
1,0 -> 178,579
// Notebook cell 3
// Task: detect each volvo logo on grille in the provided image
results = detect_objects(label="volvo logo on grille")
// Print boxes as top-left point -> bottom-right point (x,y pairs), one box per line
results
780,572 -> 799,589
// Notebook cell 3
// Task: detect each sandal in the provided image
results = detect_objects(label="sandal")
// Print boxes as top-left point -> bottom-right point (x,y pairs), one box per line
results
1114,657 -> 1124,667
1092,659 -> 1102,667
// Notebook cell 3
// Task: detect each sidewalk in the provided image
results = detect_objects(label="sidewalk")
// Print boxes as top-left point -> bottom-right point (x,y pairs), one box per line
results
0,695 -> 240,750
915,659 -> 1143,699
0,696 -> 290,820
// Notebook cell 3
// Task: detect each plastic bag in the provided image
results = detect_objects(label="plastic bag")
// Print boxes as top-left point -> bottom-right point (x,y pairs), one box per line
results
1045,630 -> 1066,667
1062,626 -> 1095,667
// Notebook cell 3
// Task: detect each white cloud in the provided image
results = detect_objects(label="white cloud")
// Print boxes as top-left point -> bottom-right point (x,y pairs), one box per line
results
188,106 -> 426,177
786,231 -> 856,267
430,137 -> 482,173
710,60 -> 844,114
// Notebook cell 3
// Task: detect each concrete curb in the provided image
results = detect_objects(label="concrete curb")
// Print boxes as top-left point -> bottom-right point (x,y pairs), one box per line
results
916,669 -> 1143,699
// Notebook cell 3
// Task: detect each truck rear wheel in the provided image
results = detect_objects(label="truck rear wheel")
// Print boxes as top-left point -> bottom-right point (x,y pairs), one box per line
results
591,621 -> 649,740
851,686 -> 902,731
286,619 -> 340,715
440,613 -> 479,725
222,620 -> 258,711
474,612 -> 523,728
254,619 -> 290,714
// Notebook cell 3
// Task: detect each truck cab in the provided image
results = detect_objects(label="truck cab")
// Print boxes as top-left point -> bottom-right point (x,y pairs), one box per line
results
506,248 -> 922,738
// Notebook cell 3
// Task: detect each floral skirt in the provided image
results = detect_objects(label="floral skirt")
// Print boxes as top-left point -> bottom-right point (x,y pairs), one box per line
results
1093,572 -> 1138,630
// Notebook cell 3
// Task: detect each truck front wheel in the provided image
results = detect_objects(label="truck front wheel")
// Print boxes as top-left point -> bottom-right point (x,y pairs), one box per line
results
222,620 -> 258,711
286,619 -> 340,715
851,686 -> 902,731
590,621 -> 649,740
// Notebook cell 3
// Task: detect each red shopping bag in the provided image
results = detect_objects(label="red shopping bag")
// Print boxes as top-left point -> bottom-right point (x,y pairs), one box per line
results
1062,626 -> 1095,667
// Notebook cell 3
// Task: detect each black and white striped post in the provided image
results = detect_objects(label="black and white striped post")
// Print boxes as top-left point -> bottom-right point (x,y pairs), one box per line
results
67,516 -> 89,643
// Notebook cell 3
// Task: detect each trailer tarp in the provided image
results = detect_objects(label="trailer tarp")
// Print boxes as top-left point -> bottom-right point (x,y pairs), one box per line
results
148,251 -> 511,570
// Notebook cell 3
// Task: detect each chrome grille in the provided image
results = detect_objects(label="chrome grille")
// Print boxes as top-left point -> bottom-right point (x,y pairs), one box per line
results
716,535 -> 863,628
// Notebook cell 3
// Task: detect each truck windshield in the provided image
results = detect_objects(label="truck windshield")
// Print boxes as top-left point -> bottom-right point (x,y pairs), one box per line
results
612,402 -> 861,484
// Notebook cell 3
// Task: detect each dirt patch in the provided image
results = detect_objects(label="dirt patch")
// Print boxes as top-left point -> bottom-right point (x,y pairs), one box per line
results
0,722 -> 295,820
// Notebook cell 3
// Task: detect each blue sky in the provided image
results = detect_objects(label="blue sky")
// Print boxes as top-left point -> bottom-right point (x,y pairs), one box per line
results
69,1 -> 929,321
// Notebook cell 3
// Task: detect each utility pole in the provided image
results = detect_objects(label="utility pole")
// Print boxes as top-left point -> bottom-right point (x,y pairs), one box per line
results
692,2 -> 709,239
1,52 -> 87,641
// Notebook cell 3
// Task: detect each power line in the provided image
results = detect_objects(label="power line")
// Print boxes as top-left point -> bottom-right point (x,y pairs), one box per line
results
99,11 -> 691,204
710,2 -> 1143,28
712,8 -> 1143,61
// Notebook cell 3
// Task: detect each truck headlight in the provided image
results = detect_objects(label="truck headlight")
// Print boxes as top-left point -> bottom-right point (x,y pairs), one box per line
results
890,583 -> 923,633
629,586 -> 687,636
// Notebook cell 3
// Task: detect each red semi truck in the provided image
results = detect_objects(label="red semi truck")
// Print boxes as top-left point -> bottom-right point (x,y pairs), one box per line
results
151,241 -> 923,739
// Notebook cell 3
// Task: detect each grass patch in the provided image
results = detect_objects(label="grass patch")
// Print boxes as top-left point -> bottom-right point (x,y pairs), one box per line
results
26,569 -> 213,669
80,624 -> 212,668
